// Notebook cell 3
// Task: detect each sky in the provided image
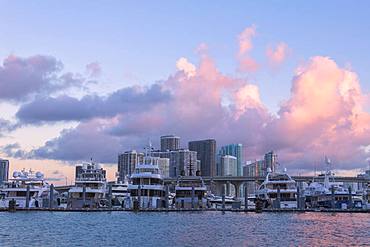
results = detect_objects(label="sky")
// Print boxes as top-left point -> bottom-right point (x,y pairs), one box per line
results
1,1 -> 370,184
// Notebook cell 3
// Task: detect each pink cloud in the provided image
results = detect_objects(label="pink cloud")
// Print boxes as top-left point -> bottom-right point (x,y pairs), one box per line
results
237,25 -> 259,72
266,42 -> 289,66
238,25 -> 256,56
5,52 -> 370,174
266,56 -> 370,168
86,62 -> 102,77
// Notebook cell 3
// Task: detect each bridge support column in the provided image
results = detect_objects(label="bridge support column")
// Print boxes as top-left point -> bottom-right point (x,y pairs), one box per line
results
226,181 -> 231,196
230,181 -> 243,199
213,182 -> 225,196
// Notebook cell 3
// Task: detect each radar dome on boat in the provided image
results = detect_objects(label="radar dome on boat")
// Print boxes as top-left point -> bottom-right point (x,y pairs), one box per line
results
35,171 -> 44,178
13,171 -> 20,178
82,163 -> 88,170
20,171 -> 28,178
283,168 -> 287,173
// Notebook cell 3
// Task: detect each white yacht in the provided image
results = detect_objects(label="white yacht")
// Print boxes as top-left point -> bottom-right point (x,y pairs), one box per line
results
358,169 -> 370,209
68,162 -> 107,209
110,174 -> 130,208
174,176 -> 207,209
0,169 -> 58,208
363,185 -> 370,209
207,194 -> 241,209
255,168 -> 298,209
128,156 -> 166,209
304,158 -> 356,209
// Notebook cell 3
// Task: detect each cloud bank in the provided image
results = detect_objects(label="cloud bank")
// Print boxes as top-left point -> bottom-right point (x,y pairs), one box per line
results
0,55 -> 86,102
1,27 -> 370,173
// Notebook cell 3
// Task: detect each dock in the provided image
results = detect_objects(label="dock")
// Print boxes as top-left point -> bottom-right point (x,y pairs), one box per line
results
1,207 -> 369,213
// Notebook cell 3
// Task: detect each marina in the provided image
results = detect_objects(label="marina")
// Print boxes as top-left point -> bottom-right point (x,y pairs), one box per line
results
1,157 -> 369,213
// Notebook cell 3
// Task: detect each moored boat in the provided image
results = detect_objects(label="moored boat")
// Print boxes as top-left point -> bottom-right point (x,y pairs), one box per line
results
67,162 -> 107,209
255,168 -> 298,209
127,156 -> 166,209
174,176 -> 207,208
0,169 -> 59,208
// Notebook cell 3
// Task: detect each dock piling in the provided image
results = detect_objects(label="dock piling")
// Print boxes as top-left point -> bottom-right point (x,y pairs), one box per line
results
191,184 -> 195,209
244,185 -> 248,211
49,184 -> 54,209
165,185 -> 169,209
276,185 -> 281,209
331,185 -> 335,209
348,186 -> 353,209
25,185 -> 30,209
222,186 -> 226,211
297,186 -> 300,209
82,184 -> 86,208
108,184 -> 112,209
138,185 -> 141,210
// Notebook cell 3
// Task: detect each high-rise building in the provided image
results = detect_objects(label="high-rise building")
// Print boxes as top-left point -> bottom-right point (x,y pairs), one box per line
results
221,155 -> 237,176
188,139 -> 216,177
243,151 -> 278,177
218,144 -> 243,176
243,160 -> 265,177
160,135 -> 180,151
118,150 -> 144,181
152,149 -> 198,177
264,151 -> 278,173
152,157 -> 170,178
0,159 -> 9,184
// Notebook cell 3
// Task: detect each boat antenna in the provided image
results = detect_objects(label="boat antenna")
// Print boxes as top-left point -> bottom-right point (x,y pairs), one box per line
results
324,155 -> 332,188
145,139 -> 152,157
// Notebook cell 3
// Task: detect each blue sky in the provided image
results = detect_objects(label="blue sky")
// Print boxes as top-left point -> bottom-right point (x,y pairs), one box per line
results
1,1 -> 370,180
1,1 -> 370,112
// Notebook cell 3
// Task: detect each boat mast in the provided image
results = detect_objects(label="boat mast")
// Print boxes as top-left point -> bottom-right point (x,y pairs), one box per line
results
324,156 -> 331,189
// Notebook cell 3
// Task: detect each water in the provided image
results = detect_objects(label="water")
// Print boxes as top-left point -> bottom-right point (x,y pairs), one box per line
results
0,211 -> 369,247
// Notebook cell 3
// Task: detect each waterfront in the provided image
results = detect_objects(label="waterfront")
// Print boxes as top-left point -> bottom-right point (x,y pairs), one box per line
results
0,212 -> 369,247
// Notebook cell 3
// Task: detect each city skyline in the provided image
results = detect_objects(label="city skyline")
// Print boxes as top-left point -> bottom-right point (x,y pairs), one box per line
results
1,1 -> 370,184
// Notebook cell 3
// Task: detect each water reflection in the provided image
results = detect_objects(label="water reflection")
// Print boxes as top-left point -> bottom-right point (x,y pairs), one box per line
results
0,212 -> 368,247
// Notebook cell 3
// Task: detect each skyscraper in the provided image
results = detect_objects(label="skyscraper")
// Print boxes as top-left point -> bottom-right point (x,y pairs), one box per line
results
188,139 -> 216,177
117,150 -> 144,181
221,155 -> 237,176
264,151 -> 278,172
218,144 -> 243,176
152,156 -> 170,178
152,149 -> 198,177
0,159 -> 9,184
160,135 -> 180,151
243,151 -> 278,177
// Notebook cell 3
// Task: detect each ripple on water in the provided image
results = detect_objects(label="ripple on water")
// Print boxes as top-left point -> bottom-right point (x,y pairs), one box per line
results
0,212 -> 369,247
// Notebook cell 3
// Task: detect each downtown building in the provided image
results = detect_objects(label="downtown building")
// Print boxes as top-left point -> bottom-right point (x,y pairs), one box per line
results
117,150 -> 145,181
0,159 -> 9,184
160,135 -> 180,151
152,149 -> 199,177
220,155 -> 237,176
188,139 -> 216,177
151,156 -> 170,178
243,151 -> 278,177
218,143 -> 243,176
